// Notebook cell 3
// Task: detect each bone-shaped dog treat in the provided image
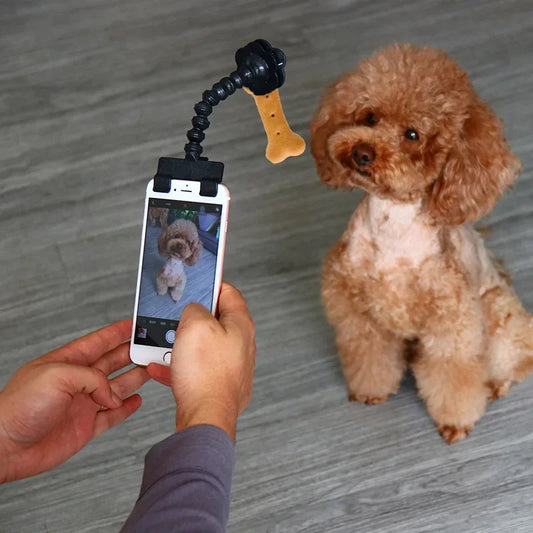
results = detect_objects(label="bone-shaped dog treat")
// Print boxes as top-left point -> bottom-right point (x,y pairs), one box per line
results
245,87 -> 305,163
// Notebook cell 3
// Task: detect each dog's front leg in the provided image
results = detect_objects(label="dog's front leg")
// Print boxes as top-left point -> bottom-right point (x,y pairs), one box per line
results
169,274 -> 186,303
169,284 -> 185,302
323,239 -> 406,404
334,313 -> 406,405
413,329 -> 487,445
156,269 -> 169,296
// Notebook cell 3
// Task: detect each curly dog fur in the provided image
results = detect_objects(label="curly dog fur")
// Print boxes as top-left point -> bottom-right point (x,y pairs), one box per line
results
311,44 -> 533,444
156,218 -> 202,303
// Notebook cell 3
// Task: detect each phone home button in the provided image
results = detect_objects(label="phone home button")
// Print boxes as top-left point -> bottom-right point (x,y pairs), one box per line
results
163,351 -> 172,364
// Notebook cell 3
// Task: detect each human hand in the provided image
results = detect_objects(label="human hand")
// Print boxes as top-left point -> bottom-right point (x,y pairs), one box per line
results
147,283 -> 256,441
0,319 -> 149,483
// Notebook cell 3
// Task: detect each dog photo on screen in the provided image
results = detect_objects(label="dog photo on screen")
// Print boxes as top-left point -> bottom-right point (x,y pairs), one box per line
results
137,202 -> 220,323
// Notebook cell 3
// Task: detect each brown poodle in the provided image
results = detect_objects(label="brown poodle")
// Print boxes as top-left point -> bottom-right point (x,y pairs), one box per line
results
311,44 -> 533,444
156,218 -> 202,302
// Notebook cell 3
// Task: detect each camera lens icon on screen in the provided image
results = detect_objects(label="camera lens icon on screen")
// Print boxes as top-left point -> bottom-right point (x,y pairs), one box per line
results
165,329 -> 176,344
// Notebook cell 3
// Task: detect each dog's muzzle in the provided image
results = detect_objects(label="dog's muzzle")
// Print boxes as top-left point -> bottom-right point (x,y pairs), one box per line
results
352,143 -> 375,167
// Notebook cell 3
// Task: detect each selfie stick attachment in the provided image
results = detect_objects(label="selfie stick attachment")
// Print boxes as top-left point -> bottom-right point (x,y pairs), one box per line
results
153,39 -> 286,197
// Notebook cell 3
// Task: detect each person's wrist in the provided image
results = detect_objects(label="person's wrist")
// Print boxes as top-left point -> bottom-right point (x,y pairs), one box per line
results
175,398 -> 239,443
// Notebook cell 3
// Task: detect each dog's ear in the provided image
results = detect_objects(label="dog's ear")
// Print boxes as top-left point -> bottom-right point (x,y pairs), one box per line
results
428,95 -> 521,225
311,99 -> 335,184
185,239 -> 203,266
311,88 -> 353,188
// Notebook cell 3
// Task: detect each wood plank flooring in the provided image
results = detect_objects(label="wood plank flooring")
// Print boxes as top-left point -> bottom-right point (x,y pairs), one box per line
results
1,1 -> 533,531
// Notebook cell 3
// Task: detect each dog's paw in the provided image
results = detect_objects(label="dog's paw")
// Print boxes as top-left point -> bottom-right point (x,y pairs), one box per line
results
438,424 -> 474,445
486,380 -> 511,401
348,393 -> 388,405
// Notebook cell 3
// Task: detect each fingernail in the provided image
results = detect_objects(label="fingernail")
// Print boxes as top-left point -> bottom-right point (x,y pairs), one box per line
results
112,392 -> 123,407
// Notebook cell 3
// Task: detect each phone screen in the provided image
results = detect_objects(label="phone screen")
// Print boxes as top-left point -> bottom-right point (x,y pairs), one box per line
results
134,197 -> 223,349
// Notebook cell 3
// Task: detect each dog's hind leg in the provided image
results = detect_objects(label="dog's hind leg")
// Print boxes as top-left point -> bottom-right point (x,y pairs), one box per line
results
482,285 -> 533,398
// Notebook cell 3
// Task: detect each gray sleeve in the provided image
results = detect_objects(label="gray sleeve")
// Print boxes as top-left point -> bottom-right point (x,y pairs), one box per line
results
121,424 -> 235,533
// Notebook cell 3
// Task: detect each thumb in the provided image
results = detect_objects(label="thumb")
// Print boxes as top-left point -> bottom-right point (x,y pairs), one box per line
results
217,282 -> 254,334
57,364 -> 123,410
217,283 -> 248,314
177,302 -> 214,334
179,302 -> 213,323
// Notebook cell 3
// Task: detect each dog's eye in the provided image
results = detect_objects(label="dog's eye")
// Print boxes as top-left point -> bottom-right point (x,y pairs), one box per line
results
355,109 -> 378,127
404,128 -> 419,141
365,112 -> 378,126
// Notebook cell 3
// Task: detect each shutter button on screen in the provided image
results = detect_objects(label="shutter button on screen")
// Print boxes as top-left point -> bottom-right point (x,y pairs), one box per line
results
163,351 -> 172,364
165,329 -> 176,344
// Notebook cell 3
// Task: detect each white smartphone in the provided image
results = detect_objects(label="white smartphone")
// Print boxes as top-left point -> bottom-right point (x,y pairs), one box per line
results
130,178 -> 230,366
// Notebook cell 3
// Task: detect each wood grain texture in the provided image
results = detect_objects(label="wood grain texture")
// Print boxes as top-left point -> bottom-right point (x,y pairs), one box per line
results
1,1 -> 533,532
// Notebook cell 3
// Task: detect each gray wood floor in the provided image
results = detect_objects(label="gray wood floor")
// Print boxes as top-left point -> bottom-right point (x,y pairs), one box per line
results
1,1 -> 533,531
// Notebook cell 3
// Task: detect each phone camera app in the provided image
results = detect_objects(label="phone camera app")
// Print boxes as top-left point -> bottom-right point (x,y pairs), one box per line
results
135,198 -> 223,347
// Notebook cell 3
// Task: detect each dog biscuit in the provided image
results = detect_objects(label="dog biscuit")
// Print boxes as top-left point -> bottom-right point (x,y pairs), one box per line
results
245,87 -> 305,163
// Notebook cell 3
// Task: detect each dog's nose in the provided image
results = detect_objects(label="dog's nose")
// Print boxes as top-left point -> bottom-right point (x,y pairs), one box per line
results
353,143 -> 375,166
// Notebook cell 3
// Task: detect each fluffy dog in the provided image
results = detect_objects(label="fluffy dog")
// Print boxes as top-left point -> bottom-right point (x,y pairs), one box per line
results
156,218 -> 202,302
311,44 -> 533,444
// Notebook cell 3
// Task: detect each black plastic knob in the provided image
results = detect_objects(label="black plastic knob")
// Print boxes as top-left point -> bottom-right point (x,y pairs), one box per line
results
235,39 -> 286,95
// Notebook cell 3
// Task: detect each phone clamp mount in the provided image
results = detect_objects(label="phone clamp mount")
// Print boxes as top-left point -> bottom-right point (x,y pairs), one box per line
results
153,39 -> 286,196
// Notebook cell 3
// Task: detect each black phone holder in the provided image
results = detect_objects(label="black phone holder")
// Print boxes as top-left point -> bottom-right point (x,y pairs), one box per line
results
153,158 -> 224,196
153,39 -> 287,196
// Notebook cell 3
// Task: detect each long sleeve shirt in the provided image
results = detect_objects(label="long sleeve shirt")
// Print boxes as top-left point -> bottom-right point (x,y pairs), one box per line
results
121,424 -> 235,532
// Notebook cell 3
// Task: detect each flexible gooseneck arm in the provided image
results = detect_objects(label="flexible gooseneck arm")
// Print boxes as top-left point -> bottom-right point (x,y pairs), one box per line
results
154,39 -> 287,196
184,39 -> 286,162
